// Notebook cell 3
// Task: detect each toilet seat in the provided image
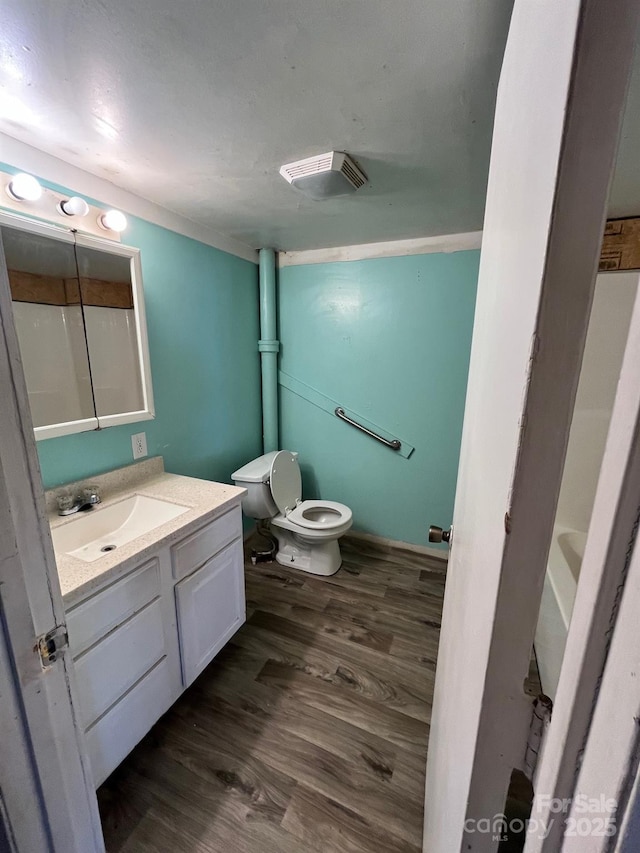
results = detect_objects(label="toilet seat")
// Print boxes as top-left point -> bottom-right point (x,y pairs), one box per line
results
269,450 -> 303,514
287,500 -> 352,531
269,452 -> 352,533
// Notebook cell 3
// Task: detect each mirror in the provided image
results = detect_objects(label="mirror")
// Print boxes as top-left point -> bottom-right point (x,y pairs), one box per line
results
1,214 -> 154,440
74,242 -> 145,419
3,225 -> 95,429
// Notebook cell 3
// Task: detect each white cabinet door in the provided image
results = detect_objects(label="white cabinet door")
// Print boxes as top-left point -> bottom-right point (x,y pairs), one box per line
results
175,539 -> 245,685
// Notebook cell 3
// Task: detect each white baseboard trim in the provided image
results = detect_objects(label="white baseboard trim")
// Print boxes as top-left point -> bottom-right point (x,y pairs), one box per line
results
278,231 -> 482,267
345,529 -> 447,562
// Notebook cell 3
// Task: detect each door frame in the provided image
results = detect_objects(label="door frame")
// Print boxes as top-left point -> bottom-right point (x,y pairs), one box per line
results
0,223 -> 103,849
423,1 -> 640,851
527,272 -> 640,851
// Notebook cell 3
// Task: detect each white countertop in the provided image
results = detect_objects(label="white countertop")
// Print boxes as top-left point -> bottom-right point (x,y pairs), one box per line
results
48,459 -> 245,607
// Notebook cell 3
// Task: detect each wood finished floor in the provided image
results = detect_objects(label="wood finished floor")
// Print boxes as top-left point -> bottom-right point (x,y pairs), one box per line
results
98,536 -> 447,853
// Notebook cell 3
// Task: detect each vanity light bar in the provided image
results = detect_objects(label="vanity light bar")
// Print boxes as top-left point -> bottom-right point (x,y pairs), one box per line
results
0,168 -> 125,241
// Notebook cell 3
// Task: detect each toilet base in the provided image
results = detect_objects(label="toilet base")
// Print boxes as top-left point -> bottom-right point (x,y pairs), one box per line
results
272,528 -> 342,576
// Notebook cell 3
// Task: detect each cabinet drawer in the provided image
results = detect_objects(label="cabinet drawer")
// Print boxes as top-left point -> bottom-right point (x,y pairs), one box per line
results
74,598 -> 165,728
67,559 -> 160,656
171,505 -> 241,581
175,539 -> 245,686
86,656 -> 176,788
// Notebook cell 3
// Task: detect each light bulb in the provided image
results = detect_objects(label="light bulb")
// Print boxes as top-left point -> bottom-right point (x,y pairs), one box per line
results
6,173 -> 42,202
98,209 -> 127,232
58,196 -> 89,217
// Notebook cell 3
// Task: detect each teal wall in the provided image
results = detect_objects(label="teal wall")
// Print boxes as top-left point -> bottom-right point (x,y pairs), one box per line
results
278,252 -> 478,547
1,164 -> 262,489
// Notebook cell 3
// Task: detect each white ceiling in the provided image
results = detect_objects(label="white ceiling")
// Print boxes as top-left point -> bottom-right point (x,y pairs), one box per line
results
0,2 -> 638,253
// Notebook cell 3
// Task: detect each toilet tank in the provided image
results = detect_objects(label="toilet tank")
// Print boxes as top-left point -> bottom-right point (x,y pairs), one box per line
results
231,452 -> 279,519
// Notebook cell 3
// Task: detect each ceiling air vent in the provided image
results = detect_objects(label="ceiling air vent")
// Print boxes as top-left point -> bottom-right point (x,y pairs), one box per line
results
279,151 -> 367,200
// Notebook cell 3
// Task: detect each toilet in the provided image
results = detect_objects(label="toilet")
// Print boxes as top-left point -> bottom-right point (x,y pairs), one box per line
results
232,450 -> 352,576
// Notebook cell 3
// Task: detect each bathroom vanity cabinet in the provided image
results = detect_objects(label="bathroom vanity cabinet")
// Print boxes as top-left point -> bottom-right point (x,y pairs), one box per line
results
64,504 -> 244,787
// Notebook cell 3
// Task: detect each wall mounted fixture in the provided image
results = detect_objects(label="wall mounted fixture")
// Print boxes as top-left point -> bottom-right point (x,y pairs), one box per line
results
1,209 -> 155,440
58,196 -> 89,217
0,168 -> 122,241
335,406 -> 402,451
98,209 -> 127,233
279,151 -> 367,200
6,173 -> 42,202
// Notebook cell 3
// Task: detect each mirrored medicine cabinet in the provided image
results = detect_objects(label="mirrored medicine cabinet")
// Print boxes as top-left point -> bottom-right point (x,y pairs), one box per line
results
0,211 -> 154,440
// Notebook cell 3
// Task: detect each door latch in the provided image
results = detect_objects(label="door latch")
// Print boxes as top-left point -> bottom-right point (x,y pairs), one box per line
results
37,625 -> 69,668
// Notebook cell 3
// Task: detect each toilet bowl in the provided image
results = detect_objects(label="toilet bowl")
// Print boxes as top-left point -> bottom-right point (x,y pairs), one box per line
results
232,450 -> 352,576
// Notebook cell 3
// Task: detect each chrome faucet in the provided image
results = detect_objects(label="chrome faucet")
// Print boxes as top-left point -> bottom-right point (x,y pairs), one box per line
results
56,486 -> 102,516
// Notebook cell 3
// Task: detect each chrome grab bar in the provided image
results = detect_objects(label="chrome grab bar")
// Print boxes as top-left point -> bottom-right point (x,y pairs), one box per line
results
334,407 -> 401,451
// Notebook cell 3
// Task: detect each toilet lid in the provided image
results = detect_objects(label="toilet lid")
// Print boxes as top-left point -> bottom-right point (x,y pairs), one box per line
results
270,450 -> 302,514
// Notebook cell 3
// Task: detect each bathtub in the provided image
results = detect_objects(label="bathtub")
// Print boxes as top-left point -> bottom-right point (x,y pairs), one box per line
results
534,525 -> 587,700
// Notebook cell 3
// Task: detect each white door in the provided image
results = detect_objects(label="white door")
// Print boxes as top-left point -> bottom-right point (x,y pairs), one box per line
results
0,231 -> 103,850
423,1 -> 640,851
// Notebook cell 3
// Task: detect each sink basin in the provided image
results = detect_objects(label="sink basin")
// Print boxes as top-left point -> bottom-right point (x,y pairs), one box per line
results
52,494 -> 190,563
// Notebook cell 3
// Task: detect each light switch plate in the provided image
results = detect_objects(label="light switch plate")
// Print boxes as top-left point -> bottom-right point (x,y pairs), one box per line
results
131,432 -> 147,460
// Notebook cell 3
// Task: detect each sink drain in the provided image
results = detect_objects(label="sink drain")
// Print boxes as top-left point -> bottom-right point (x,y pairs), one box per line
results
100,544 -> 117,553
